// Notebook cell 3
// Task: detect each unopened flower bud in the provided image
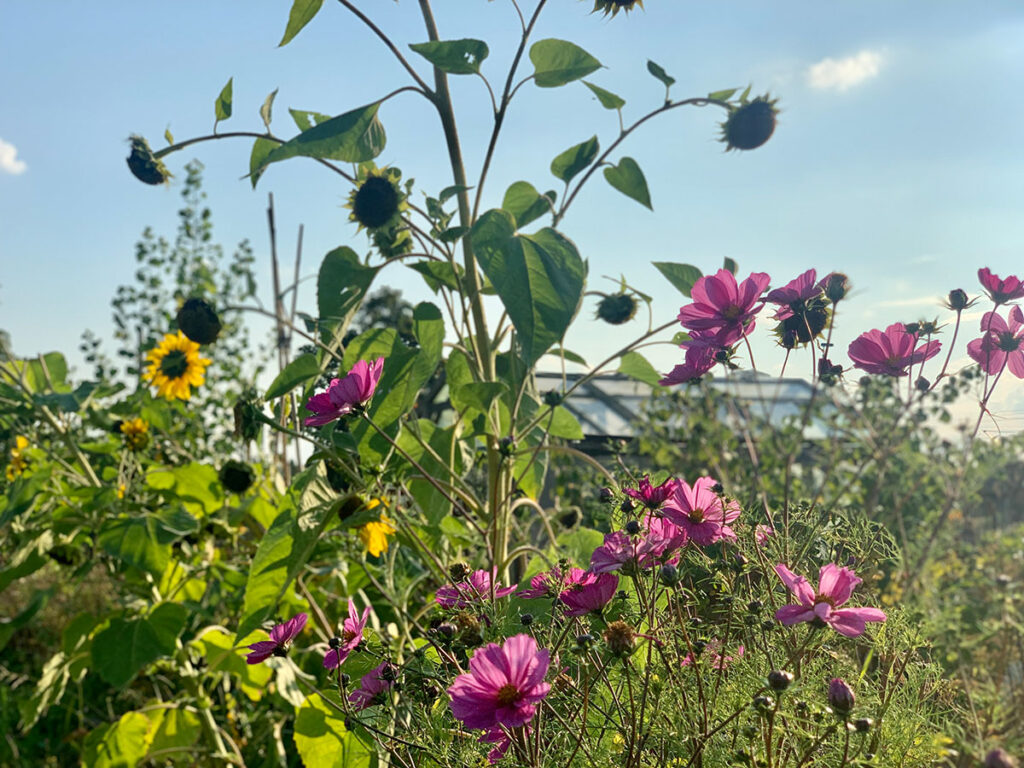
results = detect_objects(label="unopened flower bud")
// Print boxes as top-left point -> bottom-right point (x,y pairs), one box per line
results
659,563 -> 679,586
822,273 -> 850,303
233,394 -> 263,443
768,670 -> 794,691
720,96 -> 778,152
915,376 -> 930,392
948,289 -> 969,311
852,717 -> 873,732
624,520 -> 642,536
543,389 -> 563,406
599,487 -> 615,503
177,297 -> 222,345
828,678 -> 855,714
752,695 -> 776,713
620,498 -> 636,513
520,613 -> 534,626
448,562 -> 469,582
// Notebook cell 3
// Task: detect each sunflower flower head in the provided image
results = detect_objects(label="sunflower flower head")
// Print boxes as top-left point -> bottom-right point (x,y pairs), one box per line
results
143,331 -> 212,401
119,418 -> 150,451
358,514 -> 396,558
6,435 -> 30,481
592,0 -> 644,17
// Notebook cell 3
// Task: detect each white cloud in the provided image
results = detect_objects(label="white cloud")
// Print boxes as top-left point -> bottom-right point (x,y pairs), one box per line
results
806,50 -> 884,92
0,138 -> 27,175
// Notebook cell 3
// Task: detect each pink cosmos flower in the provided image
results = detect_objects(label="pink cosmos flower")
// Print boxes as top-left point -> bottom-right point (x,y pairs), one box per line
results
978,267 -> 1024,305
645,515 -> 688,560
848,323 -> 941,377
623,475 -> 678,510
304,357 -> 385,427
479,725 -> 516,764
677,269 -> 772,332
589,516 -> 686,573
348,661 -> 395,710
662,477 -> 740,546
967,306 -> 1024,378
448,634 -> 552,730
660,343 -> 717,385
681,640 -> 744,670
774,563 -> 887,637
436,569 -> 518,609
245,613 -> 307,665
559,572 -> 619,616
766,269 -> 823,320
589,531 -> 638,575
516,567 -> 565,599
755,524 -> 775,547
324,599 -> 371,670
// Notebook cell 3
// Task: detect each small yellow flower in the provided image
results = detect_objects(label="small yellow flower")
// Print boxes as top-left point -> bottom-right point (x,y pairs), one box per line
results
6,435 -> 29,481
119,418 -> 150,451
117,483 -> 126,499
358,515 -> 396,557
143,331 -> 211,401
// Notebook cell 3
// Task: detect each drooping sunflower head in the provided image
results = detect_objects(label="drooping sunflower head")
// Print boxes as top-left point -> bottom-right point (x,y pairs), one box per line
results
126,135 -> 172,185
6,435 -> 29,481
143,331 -> 212,401
596,292 -> 639,325
592,0 -> 643,17
346,166 -> 406,231
719,94 -> 779,152
119,418 -> 150,451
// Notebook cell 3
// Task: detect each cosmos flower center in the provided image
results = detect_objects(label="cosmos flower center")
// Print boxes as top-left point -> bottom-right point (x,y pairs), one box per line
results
688,508 -> 705,523
495,683 -> 522,707
159,349 -> 189,379
814,595 -> 836,609
722,305 -> 742,320
996,331 -> 1021,352
343,629 -> 359,642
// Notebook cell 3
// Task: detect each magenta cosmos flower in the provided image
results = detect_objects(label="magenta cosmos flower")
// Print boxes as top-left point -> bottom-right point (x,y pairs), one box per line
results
774,563 -> 886,637
590,517 -> 686,575
623,475 -> 678,510
559,571 -> 619,616
518,566 -> 590,599
677,269 -> 771,332
245,613 -> 307,665
479,725 -> 518,765
766,268 -> 823,320
304,357 -> 384,427
448,634 -> 552,730
436,569 -> 517,609
978,267 -> 1024,305
349,661 -> 396,710
324,599 -> 371,670
681,639 -> 744,670
663,477 -> 740,546
967,306 -> 1024,378
848,323 -> 941,377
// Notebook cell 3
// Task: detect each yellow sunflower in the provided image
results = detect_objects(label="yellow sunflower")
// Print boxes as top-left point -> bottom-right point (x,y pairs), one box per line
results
143,331 -> 211,401
358,515 -> 396,558
119,418 -> 150,450
6,435 -> 29,481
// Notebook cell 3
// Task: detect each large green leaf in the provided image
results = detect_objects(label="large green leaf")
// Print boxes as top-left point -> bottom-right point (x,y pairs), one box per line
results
145,708 -> 201,762
408,259 -> 463,293
502,181 -> 555,229
530,39 -> 602,88
409,39 -> 489,74
146,462 -> 222,518
603,157 -> 652,210
97,516 -> 169,576
91,603 -> 187,688
294,694 -> 373,768
317,247 -> 380,345
550,136 -> 599,183
265,353 -> 319,400
255,103 -> 385,178
249,136 -> 276,189
83,711 -> 154,768
618,350 -> 662,386
194,628 -> 272,701
653,262 -> 703,298
279,0 -> 324,46
471,210 -> 586,366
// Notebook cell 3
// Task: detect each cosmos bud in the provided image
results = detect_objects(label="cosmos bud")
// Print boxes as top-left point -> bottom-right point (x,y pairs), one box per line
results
828,678 -> 855,715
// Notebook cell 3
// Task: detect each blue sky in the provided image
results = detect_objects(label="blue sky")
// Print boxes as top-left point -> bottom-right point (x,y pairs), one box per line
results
2,1 -> 1023,428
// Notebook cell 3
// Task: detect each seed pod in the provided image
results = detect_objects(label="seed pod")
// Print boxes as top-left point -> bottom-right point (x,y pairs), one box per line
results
602,621 -> 637,656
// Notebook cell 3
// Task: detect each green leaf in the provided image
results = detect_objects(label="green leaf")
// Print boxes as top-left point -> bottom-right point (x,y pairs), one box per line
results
502,181 -> 555,229
548,405 -> 584,440
452,382 -> 508,414
91,603 -> 186,688
618,351 -> 662,386
265,353 -> 319,400
83,711 -> 154,768
652,261 -> 702,298
248,136 -> 277,189
708,87 -> 738,102
163,128 -> 173,145
550,136 -> 599,183
409,39 -> 489,75
0,589 -> 51,652
256,103 -> 385,179
471,210 -> 586,366
544,348 -> 587,365
260,88 -> 279,128
439,184 -> 472,204
583,81 -> 625,110
289,108 -> 332,132
646,60 -> 675,89
530,39 -> 602,88
97,517 -> 169,577
146,708 -> 201,761
603,157 -> 652,210
409,260 -> 463,293
146,462 -> 221,518
280,0 -> 324,46
317,246 -> 380,344
214,77 -> 233,124
396,420 -> 465,527
194,628 -> 271,701
294,693 -> 373,768
723,256 -> 738,275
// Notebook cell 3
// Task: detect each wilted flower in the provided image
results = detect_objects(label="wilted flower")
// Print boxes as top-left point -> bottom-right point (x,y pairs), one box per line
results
304,357 -> 384,426
559,572 -> 619,616
448,634 -> 551,729
119,418 -> 150,451
592,0 -> 644,17
596,292 -> 639,325
324,599 -> 371,670
967,306 -> 1024,378
245,613 -> 307,665
349,662 -> 396,710
848,323 -> 941,377
436,569 -> 517,609
176,297 -> 222,345
662,476 -> 741,546
774,563 -> 886,637
126,135 -> 172,185
978,268 -> 1024,305
720,96 -> 779,152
